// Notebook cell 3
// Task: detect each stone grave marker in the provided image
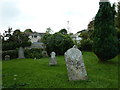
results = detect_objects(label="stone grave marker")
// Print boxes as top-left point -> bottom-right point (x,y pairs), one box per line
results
49,52 -> 57,65
18,47 -> 25,59
64,45 -> 88,80
5,55 -> 10,60
42,50 -> 48,57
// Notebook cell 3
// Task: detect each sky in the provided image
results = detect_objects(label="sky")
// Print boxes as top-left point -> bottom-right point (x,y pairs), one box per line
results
0,0 -> 119,34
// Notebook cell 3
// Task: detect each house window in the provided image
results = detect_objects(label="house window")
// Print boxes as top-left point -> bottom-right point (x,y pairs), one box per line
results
34,35 -> 37,38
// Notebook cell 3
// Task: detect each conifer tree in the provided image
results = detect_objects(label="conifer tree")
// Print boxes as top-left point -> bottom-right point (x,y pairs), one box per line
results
93,1 -> 118,61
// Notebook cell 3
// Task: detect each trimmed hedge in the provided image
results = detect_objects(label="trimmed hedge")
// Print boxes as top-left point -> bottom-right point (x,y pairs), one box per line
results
2,48 -> 43,60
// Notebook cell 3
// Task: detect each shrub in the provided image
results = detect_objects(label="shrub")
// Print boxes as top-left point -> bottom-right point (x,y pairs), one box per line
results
25,48 -> 43,59
2,49 -> 18,60
2,48 -> 43,60
44,33 -> 74,55
79,39 -> 93,51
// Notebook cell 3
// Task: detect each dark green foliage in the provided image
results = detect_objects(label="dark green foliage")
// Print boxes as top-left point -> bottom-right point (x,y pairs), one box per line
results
79,39 -> 93,51
42,32 -> 74,55
2,48 -> 43,60
2,29 -> 31,51
2,50 -> 18,60
59,29 -> 68,34
78,30 -> 93,51
93,1 -> 118,61
116,2 -> 120,53
24,29 -> 33,33
41,34 -> 52,45
25,48 -> 43,59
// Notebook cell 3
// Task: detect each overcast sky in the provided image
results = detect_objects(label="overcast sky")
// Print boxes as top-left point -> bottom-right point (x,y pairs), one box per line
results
0,0 -> 119,34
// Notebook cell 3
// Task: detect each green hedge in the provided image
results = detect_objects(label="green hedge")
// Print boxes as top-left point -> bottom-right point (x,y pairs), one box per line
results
25,48 -> 43,59
2,48 -> 43,60
79,39 -> 93,51
2,50 -> 18,60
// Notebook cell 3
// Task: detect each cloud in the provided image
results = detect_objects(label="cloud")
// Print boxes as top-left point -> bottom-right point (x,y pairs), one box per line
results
0,0 -> 21,26
0,0 -> 119,34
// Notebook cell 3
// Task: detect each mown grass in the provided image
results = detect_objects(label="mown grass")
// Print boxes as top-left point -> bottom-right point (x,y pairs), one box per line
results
2,52 -> 118,88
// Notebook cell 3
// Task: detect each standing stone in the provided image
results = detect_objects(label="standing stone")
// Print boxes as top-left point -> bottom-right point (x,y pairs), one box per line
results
64,45 -> 87,80
42,50 -> 48,57
49,52 -> 57,65
18,47 -> 25,59
5,55 -> 10,60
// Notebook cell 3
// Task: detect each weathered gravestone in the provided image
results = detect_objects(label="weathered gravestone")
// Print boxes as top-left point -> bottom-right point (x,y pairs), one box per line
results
42,50 -> 48,57
64,45 -> 88,80
5,55 -> 10,60
49,52 -> 57,65
18,47 -> 25,59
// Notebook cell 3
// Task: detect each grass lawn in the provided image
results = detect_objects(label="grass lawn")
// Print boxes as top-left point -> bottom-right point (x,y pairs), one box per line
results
2,52 -> 118,88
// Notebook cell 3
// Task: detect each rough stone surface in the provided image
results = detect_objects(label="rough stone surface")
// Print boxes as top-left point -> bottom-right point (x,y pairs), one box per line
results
18,47 -> 25,59
5,55 -> 10,60
65,45 -> 88,80
49,52 -> 57,65
42,50 -> 48,57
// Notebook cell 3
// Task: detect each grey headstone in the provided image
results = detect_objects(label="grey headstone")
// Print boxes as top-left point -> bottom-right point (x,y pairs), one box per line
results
65,45 -> 88,80
18,47 -> 25,59
5,55 -> 10,60
42,51 -> 48,57
49,52 -> 57,65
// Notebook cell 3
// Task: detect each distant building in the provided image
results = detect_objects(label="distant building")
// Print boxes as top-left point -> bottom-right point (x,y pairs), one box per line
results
28,32 -> 45,49
70,33 -> 82,43
28,32 -> 45,43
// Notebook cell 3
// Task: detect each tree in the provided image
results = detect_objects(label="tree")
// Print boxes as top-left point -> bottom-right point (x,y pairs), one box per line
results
78,30 -> 93,51
2,29 -> 31,51
93,1 -> 118,61
88,20 -> 94,31
59,29 -> 67,34
46,27 -> 53,34
116,2 -> 120,53
24,29 -> 33,33
4,27 -> 13,39
42,32 -> 74,55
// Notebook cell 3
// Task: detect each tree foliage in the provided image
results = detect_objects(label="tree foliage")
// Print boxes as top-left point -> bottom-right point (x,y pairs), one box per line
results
2,29 -> 31,51
93,1 -> 118,61
59,29 -> 68,34
42,32 -> 74,55
116,2 -> 120,53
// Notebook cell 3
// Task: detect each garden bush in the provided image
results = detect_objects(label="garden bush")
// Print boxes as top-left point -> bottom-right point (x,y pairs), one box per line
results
2,48 -> 43,60
79,39 -> 93,51
2,49 -> 18,60
43,33 -> 74,55
25,48 -> 43,59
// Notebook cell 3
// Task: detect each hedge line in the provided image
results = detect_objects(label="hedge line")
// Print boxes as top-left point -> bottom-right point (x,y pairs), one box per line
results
2,48 -> 43,60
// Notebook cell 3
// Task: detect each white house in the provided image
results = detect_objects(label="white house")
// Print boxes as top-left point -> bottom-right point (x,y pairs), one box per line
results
70,33 -> 82,43
28,32 -> 45,43
28,32 -> 45,49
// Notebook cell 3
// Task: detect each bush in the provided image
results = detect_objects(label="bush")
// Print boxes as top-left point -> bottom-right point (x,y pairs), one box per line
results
2,41 -> 31,51
44,33 -> 74,55
2,49 -> 18,60
118,41 -> 120,54
2,48 -> 43,60
25,48 -> 43,59
79,39 -> 93,51
2,42 -> 19,51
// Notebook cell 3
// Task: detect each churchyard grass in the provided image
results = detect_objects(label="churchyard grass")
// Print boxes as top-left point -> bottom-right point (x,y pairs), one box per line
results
2,52 -> 118,88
